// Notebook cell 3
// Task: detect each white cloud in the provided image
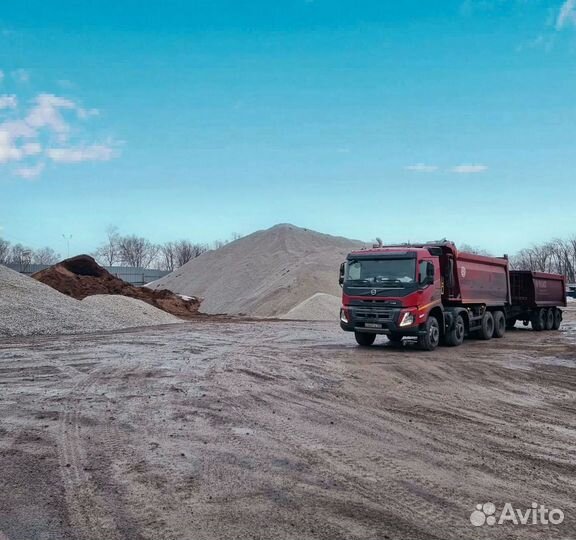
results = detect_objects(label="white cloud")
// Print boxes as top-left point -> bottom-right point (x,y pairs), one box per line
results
22,142 -> 41,156
15,163 -> 44,179
0,95 -> 17,109
11,69 -> 29,83
47,144 -> 117,163
26,93 -> 77,135
0,89 -> 118,178
405,163 -> 439,173
0,131 -> 22,163
450,164 -> 488,174
557,0 -> 576,29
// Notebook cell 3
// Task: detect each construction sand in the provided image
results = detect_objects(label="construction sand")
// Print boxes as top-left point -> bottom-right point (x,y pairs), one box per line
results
280,292 -> 341,321
149,224 -> 362,318
0,265 -> 180,337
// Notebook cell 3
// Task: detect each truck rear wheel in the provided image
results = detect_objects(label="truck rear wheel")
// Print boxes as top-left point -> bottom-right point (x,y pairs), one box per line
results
544,309 -> 554,331
493,311 -> 506,338
477,312 -> 494,340
531,309 -> 545,331
553,309 -> 563,330
355,332 -> 376,347
418,316 -> 440,351
442,314 -> 465,347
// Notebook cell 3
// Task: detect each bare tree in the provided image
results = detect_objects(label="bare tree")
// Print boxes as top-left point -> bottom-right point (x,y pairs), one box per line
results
160,242 -> 177,272
95,225 -> 120,266
0,238 -> 10,264
175,240 -> 206,266
33,247 -> 60,265
9,244 -> 34,267
460,243 -> 492,256
118,235 -> 159,268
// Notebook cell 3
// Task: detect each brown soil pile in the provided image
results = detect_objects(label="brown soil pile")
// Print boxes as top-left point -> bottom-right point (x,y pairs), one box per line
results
32,255 -> 202,319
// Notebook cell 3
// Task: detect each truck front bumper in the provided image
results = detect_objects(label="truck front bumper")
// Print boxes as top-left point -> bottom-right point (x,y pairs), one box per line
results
340,306 -> 426,336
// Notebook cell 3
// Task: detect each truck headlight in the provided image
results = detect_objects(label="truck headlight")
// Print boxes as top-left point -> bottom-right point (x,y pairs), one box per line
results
399,312 -> 415,327
340,309 -> 349,323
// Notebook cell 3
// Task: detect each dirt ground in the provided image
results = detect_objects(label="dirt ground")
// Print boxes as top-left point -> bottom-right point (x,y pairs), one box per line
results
0,308 -> 575,540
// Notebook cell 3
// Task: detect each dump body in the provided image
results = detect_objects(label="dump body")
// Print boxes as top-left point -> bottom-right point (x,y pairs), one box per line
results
510,271 -> 567,308
446,250 -> 510,307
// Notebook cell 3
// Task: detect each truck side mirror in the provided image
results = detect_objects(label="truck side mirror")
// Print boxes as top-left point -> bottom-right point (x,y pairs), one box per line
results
339,262 -> 345,286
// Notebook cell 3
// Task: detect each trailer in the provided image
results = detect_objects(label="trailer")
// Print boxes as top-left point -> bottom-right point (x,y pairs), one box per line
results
508,271 -> 566,331
339,241 -> 566,351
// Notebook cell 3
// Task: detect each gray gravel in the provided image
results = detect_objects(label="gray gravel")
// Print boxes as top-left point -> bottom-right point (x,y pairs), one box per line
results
0,265 -> 180,337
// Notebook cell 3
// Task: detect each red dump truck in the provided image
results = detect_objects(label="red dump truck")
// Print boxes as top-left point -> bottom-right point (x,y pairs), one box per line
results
339,241 -> 566,351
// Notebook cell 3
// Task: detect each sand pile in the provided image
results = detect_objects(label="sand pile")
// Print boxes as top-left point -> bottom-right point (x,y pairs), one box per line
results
149,224 -> 362,318
0,265 -> 180,337
33,255 -> 200,318
279,293 -> 341,321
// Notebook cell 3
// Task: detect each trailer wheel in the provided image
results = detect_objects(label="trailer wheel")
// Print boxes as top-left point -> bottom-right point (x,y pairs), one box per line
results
531,309 -> 545,331
553,309 -> 563,331
477,311 -> 494,340
544,309 -> 554,331
355,332 -> 376,347
443,314 -> 465,347
493,311 -> 506,338
418,316 -> 440,351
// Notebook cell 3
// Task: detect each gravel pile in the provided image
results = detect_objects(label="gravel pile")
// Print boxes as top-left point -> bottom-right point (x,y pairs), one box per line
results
149,224 -> 363,317
280,293 -> 341,321
0,265 -> 180,338
82,295 -> 180,326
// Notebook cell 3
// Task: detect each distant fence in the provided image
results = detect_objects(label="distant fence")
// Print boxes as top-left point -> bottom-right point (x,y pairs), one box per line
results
4,263 -> 170,287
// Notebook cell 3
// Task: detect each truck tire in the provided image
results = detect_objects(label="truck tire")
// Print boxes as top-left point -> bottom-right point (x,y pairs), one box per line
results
355,332 -> 376,347
544,309 -> 554,331
531,309 -> 545,331
388,333 -> 403,343
493,311 -> 506,338
443,314 -> 465,347
553,309 -> 563,330
418,316 -> 440,351
477,312 -> 494,340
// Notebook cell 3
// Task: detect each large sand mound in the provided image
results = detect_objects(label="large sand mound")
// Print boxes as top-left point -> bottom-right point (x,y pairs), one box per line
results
149,224 -> 363,317
33,255 -> 200,318
0,265 -> 180,337
279,293 -> 341,321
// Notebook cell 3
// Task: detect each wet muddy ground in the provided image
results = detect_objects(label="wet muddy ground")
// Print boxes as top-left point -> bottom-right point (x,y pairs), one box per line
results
0,307 -> 575,539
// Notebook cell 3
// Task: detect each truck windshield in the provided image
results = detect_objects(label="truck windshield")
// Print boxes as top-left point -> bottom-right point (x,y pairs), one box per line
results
346,258 -> 416,287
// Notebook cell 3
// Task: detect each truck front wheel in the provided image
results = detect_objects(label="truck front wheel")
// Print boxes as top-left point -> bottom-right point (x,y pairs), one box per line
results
443,314 -> 465,347
418,316 -> 440,351
355,332 -> 376,347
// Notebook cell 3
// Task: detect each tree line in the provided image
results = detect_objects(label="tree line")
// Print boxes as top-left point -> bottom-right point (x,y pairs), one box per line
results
0,240 -> 60,266
511,237 -> 576,283
0,226 -> 242,271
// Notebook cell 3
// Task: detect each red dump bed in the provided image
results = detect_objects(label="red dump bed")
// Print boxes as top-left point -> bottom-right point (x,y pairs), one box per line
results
510,271 -> 567,308
449,251 -> 510,306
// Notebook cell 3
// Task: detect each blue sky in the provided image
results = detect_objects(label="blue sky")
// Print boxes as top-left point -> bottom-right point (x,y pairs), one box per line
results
1,0 -> 575,256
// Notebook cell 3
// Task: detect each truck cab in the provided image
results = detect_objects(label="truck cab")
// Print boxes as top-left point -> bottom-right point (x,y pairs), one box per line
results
339,246 -> 445,350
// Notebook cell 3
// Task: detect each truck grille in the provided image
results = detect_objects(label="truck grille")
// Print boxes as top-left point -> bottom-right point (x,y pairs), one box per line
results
354,310 -> 393,321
